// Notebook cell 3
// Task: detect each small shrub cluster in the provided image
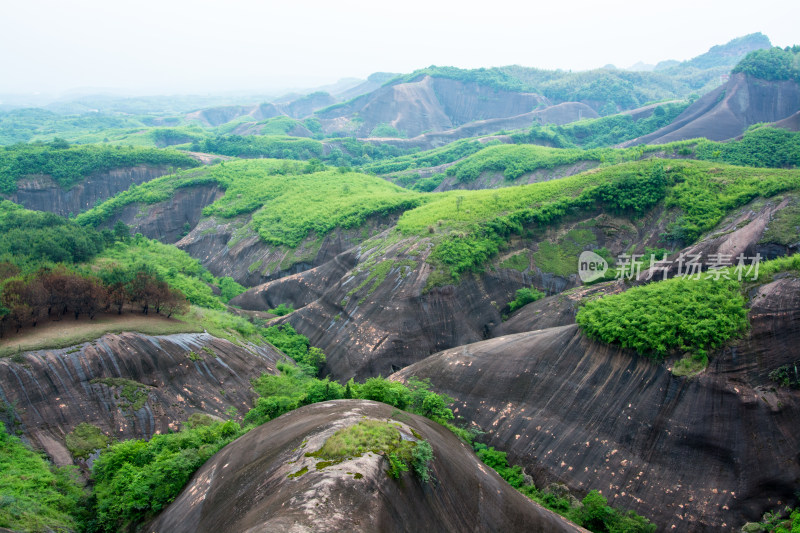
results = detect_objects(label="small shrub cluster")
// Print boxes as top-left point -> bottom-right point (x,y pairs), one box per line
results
472,442 -> 656,532
267,303 -> 294,316
307,419 -> 433,481
576,276 -> 748,359
507,287 -> 545,313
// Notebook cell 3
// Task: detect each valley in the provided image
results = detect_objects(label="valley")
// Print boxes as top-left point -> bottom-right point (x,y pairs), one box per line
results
0,33 -> 799,533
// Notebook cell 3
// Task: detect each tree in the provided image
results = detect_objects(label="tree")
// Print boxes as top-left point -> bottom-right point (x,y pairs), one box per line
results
113,221 -> 131,242
160,288 -> 188,318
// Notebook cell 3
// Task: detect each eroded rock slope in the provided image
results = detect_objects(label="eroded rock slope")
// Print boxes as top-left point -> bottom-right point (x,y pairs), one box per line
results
0,332 -> 282,466
148,400 -> 584,533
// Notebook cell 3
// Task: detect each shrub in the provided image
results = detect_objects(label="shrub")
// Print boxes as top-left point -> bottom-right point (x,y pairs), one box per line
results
507,287 -> 545,313
267,303 -> 294,316
576,276 -> 748,359
0,424 -> 84,532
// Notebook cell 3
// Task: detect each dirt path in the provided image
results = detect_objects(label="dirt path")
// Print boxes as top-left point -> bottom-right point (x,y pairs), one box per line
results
0,313 -> 200,356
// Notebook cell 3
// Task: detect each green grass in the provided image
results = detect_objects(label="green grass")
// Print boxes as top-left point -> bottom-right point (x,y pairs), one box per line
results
0,424 -> 84,532
78,159 -> 424,248
0,141 -> 198,194
235,171 -> 423,247
92,236 -> 244,309
532,228 -> 596,276
761,199 -> 800,245
310,419 -> 408,459
65,423 -> 111,460
445,143 -> 606,182
395,160 -> 800,284
498,251 -> 530,272
89,378 -> 151,411
307,419 -> 431,481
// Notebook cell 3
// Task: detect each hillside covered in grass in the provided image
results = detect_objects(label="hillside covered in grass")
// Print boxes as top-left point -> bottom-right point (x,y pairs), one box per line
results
0,140 -> 199,193
577,253 -> 800,374
78,159 -> 426,246
394,159 -> 800,282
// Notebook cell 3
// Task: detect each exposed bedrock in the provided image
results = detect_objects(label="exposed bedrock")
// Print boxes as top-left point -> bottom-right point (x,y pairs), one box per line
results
148,400 -> 585,533
625,73 -> 800,145
178,214 -> 398,286
393,276 -> 800,531
100,184 -> 223,243
6,165 -> 176,217
0,332 -> 281,466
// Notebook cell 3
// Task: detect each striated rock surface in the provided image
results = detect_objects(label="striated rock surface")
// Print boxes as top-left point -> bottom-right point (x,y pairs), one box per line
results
236,233 -> 529,380
6,165 -> 176,217
0,332 -> 282,465
625,73 -> 800,145
147,400 -> 584,533
317,75 -> 550,138
178,213 -> 398,286
393,276 -> 800,531
102,184 -> 223,243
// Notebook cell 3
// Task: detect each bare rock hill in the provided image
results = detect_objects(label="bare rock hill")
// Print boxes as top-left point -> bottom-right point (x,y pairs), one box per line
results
147,400 -> 584,533
5,165 -> 176,217
317,75 -> 550,138
624,73 -> 800,145
392,273 -> 800,531
0,332 -> 282,466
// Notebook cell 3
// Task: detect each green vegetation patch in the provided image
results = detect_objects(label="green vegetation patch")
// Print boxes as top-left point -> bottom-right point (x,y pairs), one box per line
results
577,276 -> 748,360
65,423 -> 111,460
90,378 -> 152,411
0,140 -> 198,194
234,171 -> 423,247
307,419 -> 432,481
0,423 -> 84,532
499,251 -> 530,272
0,200 -> 107,267
574,252 -> 800,370
447,144 -> 602,182
507,287 -> 545,313
287,466 -> 309,478
267,303 -> 294,316
769,361 -> 800,389
397,160 -> 800,285
310,419 -> 408,459
532,228 -> 596,277
91,419 -> 242,530
93,235 -> 245,309
732,45 -> 800,82
761,200 -> 800,246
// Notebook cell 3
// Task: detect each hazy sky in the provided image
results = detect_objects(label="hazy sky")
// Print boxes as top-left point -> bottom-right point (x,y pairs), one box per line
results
2,0 -> 798,95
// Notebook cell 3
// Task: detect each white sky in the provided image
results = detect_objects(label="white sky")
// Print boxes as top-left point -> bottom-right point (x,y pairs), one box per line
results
1,0 -> 798,95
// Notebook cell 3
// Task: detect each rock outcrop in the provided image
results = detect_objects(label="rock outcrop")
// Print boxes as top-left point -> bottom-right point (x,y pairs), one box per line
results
178,213 -> 398,286
625,73 -> 800,145
147,400 -> 584,533
101,184 -> 223,243
6,165 -> 176,217
0,332 -> 282,465
392,276 -> 800,531
359,102 -> 599,151
317,75 -> 550,138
